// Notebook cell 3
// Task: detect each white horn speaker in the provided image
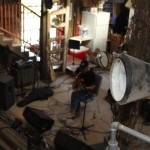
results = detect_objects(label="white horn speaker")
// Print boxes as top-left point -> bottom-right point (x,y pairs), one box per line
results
110,54 -> 150,105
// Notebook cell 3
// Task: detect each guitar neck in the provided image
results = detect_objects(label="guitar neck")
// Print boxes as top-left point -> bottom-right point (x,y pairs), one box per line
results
46,47 -> 56,81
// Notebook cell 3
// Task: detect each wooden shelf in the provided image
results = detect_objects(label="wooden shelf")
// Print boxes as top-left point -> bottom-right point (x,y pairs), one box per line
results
47,0 -> 70,74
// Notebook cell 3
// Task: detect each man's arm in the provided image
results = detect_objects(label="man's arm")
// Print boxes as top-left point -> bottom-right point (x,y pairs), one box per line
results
86,84 -> 96,90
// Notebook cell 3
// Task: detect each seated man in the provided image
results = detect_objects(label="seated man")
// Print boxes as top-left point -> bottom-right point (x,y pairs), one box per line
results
70,62 -> 96,118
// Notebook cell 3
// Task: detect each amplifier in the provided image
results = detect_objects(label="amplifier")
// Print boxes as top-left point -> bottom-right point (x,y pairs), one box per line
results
23,107 -> 54,133
11,60 -> 34,88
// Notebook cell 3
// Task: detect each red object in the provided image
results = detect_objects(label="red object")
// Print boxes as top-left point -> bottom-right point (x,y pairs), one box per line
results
58,27 -> 63,44
69,46 -> 89,59
75,23 -> 79,36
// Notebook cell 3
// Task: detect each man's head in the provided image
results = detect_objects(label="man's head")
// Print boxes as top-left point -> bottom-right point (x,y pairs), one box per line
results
79,60 -> 89,71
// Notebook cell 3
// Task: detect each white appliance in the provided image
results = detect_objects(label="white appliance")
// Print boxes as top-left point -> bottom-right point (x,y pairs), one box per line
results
81,11 -> 110,51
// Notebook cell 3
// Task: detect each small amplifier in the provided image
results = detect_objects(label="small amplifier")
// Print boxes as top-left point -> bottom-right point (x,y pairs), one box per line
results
11,60 -> 34,88
23,106 -> 54,133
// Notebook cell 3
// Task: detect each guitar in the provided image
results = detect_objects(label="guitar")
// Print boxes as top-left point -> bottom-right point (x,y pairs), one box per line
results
73,73 -> 90,91
72,75 -> 82,89
46,47 -> 56,81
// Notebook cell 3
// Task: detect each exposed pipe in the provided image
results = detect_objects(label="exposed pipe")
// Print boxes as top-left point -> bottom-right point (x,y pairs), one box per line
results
106,121 -> 150,150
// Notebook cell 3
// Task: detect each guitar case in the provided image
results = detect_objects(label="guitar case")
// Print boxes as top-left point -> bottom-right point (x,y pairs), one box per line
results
17,86 -> 53,107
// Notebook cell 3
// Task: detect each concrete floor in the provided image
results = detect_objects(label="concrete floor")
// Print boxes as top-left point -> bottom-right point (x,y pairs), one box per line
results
7,68 -> 150,150
7,69 -> 111,149
0,54 -> 150,149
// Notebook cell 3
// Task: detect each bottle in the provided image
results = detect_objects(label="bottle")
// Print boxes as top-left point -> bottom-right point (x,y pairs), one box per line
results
82,26 -> 88,37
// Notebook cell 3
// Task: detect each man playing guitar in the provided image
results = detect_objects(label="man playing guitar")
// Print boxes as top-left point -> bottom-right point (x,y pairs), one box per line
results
70,59 -> 96,118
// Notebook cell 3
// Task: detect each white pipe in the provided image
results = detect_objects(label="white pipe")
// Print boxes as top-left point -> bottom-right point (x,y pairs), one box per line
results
111,122 -> 150,144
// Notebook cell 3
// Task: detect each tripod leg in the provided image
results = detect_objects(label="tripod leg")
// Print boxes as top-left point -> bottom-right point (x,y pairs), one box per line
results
80,124 -> 94,141
81,129 -> 86,141
85,124 -> 94,129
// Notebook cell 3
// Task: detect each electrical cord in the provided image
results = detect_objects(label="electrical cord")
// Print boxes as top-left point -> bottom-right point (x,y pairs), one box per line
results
0,126 -> 11,132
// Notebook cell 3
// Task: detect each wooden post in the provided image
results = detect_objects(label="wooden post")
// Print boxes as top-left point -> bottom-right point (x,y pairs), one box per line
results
40,0 -> 49,79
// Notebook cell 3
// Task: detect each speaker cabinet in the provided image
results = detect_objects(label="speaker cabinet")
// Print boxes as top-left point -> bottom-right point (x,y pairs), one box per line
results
54,131 -> 93,150
23,107 -> 54,133
0,75 -> 15,110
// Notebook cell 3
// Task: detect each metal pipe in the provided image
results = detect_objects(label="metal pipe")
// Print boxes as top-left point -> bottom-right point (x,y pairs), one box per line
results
106,122 -> 150,150
110,128 -> 117,142
105,122 -> 119,150
112,122 -> 150,144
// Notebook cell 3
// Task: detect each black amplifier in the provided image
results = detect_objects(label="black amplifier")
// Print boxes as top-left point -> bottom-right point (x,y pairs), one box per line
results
23,107 -> 54,133
11,60 -> 34,88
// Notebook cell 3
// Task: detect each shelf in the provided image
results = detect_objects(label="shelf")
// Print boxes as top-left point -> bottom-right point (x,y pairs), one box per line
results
47,1 -> 70,74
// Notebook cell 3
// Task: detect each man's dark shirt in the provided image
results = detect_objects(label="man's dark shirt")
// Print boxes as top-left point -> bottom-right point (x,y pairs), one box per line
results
78,70 -> 96,87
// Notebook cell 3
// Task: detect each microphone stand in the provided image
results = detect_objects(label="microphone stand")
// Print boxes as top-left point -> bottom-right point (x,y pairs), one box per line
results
31,56 -> 38,90
72,48 -> 76,65
66,88 -> 94,141
16,62 -> 26,97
